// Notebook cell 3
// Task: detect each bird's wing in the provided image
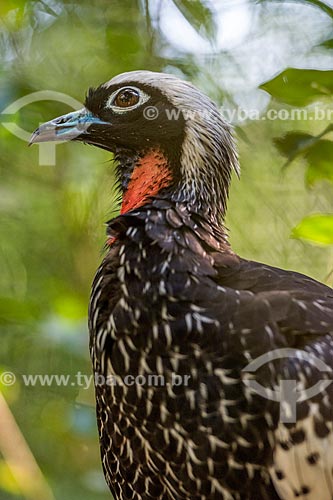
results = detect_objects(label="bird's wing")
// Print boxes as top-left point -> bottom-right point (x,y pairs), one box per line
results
214,256 -> 333,499
215,256 -> 333,343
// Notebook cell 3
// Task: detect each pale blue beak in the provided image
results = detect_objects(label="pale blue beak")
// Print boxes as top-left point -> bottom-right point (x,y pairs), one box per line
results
30,108 -> 109,145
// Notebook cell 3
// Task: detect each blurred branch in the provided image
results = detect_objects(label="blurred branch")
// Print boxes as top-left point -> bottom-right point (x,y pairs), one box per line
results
298,0 -> 333,17
37,0 -> 59,18
0,392 -> 55,500
257,0 -> 333,18
172,0 -> 217,41
144,0 -> 154,54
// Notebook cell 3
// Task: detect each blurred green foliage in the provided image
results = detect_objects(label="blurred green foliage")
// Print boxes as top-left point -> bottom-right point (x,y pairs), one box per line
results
0,1 -> 333,499
292,214 -> 333,244
260,68 -> 333,106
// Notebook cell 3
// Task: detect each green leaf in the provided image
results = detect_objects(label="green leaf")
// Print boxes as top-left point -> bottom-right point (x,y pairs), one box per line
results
260,68 -> 333,106
292,214 -> 333,245
318,37 -> 333,49
172,0 -> 217,41
274,127 -> 333,182
305,140 -> 333,186
274,132 -> 316,164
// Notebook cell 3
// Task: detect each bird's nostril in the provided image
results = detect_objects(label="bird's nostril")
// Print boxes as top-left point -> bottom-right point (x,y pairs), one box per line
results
54,116 -> 69,125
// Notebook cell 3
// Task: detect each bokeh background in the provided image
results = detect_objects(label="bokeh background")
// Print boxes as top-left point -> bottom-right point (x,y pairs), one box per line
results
1,1 -> 333,499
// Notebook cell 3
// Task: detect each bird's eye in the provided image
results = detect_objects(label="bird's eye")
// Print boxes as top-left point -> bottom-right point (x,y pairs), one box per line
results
113,88 -> 140,108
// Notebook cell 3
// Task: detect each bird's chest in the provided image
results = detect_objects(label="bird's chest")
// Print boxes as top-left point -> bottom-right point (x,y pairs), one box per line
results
89,236 -> 280,498
89,239 -> 175,368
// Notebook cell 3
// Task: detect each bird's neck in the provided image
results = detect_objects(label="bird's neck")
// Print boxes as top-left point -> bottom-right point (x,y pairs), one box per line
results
115,148 -> 229,222
108,148 -> 231,253
118,149 -> 172,215
106,196 -> 231,257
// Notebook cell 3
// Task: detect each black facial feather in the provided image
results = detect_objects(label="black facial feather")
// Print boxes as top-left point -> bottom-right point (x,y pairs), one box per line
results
85,85 -> 114,115
83,82 -> 185,169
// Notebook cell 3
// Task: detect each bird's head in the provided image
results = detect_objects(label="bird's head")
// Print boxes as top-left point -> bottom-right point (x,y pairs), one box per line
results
31,70 -> 239,219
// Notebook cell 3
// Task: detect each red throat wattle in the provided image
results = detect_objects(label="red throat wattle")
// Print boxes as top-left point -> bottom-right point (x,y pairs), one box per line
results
120,150 -> 172,214
106,150 -> 172,247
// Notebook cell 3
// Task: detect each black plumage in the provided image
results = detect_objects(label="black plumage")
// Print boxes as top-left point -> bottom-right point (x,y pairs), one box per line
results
31,70 -> 333,500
